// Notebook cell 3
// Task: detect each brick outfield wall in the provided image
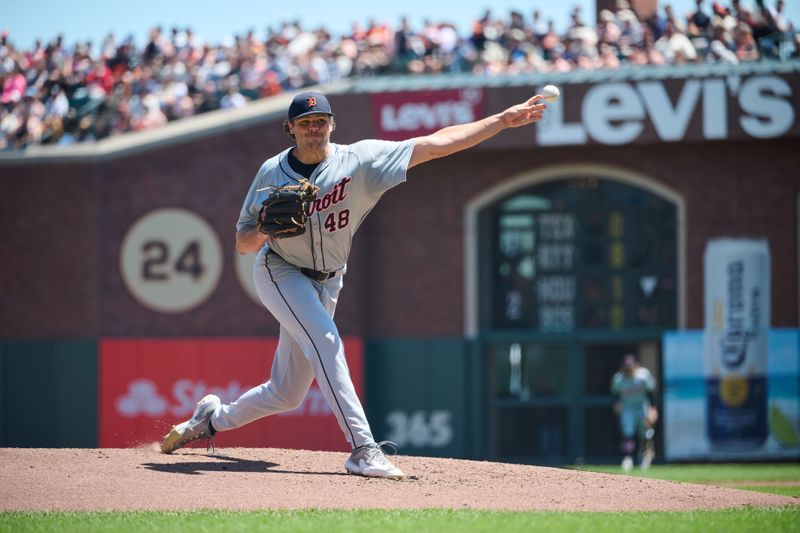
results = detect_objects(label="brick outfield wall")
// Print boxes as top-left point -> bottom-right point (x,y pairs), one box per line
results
0,96 -> 797,340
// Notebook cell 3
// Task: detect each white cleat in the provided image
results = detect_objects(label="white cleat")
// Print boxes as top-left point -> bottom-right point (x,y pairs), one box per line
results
621,455 -> 634,472
641,449 -> 655,470
345,441 -> 404,479
160,394 -> 221,454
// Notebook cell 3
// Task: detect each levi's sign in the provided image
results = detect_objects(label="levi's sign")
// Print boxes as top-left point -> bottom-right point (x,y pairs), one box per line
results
536,75 -> 796,145
371,89 -> 485,140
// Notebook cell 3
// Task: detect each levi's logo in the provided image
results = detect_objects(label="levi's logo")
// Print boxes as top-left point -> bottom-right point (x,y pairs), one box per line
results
307,176 -> 351,216
307,97 -> 317,107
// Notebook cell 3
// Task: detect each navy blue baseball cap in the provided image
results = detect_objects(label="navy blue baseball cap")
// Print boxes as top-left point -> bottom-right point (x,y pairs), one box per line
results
287,92 -> 334,121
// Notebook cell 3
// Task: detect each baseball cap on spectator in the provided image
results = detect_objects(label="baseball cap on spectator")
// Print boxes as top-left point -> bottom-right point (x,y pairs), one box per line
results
287,91 -> 334,121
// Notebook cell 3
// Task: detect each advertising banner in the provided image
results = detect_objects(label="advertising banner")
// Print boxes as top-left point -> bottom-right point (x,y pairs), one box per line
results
533,74 -> 799,146
370,88 -> 485,141
703,239 -> 770,450
98,337 -> 363,451
663,330 -> 799,460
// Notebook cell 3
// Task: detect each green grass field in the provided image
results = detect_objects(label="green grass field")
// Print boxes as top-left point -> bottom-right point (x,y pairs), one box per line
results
573,463 -> 800,498
1,508 -> 799,533
2,464 -> 797,532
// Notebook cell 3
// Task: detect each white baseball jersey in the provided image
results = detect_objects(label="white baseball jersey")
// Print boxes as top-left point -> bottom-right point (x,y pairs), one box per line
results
237,140 -> 415,269
611,367 -> 656,409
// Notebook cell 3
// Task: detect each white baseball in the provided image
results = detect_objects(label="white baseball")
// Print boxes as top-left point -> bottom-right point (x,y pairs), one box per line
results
542,84 -> 560,103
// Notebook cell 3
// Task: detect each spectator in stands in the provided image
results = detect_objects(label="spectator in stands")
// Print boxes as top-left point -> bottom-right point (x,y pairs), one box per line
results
566,9 -> 600,62
86,59 -> 114,95
759,0 -> 791,58
619,9 -> 646,54
540,19 -> 562,62
664,4 -> 689,34
654,19 -> 699,63
17,88 -> 46,147
687,0 -> 713,56
641,25 -> 669,65
709,37 -> 739,63
1,61 -> 27,105
598,10 -> 622,50
645,7 -> 669,41
730,0 -> 757,28
599,43 -> 622,69
1,5 -> 797,150
763,0 -> 790,33
220,84 -> 247,109
143,26 -> 166,64
733,21 -> 761,61
549,46 -> 574,72
615,0 -> 639,28
687,0 -> 713,37
531,9 -> 549,43
708,18 -> 739,64
713,2 -> 739,33
394,16 -> 418,70
132,92 -> 167,130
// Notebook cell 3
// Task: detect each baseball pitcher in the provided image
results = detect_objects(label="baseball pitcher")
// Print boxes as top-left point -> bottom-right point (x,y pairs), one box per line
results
161,90 -> 548,478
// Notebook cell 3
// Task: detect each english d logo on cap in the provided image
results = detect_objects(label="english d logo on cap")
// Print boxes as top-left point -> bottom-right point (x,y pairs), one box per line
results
288,92 -> 334,121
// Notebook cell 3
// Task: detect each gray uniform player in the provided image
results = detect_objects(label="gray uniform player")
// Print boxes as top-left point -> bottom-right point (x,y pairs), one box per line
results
611,354 -> 657,471
161,90 -> 547,478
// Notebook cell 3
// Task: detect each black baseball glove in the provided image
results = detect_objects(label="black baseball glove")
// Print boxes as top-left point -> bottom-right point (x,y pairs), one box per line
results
256,179 -> 320,239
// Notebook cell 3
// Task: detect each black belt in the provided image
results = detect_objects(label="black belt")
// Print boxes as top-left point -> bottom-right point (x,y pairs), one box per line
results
300,267 -> 336,281
267,249 -> 336,281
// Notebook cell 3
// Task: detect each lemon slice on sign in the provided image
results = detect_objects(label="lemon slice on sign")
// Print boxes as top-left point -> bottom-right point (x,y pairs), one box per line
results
769,403 -> 800,447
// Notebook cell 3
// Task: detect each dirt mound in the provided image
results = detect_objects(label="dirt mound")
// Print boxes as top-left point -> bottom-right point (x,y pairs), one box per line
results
0,447 -> 796,512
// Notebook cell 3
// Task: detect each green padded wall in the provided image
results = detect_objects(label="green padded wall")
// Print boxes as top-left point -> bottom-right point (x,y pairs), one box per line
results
365,338 -> 481,459
0,340 -> 97,447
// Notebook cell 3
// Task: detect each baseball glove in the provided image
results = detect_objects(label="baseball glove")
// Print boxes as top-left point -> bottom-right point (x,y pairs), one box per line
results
257,179 -> 320,239
645,406 -> 659,428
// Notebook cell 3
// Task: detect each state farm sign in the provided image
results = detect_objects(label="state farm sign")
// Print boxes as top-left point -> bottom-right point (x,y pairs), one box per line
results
115,378 -> 332,419
99,337 -> 363,451
536,75 -> 797,145
372,89 -> 484,140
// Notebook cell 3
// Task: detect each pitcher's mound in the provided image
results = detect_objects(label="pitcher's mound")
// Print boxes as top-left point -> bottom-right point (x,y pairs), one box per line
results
1,447 -> 796,511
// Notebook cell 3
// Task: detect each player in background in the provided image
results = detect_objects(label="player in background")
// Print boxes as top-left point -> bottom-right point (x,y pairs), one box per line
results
611,354 -> 658,471
160,90 -> 548,478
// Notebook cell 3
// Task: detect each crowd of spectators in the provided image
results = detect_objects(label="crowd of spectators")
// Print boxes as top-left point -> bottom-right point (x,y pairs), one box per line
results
1,0 -> 796,150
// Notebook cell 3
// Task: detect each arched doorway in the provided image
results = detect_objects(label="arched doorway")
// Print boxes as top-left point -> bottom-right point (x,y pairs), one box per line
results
466,165 -> 684,464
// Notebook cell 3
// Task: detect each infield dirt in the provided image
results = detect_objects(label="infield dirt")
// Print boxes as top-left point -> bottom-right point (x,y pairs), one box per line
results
0,447 -> 797,512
